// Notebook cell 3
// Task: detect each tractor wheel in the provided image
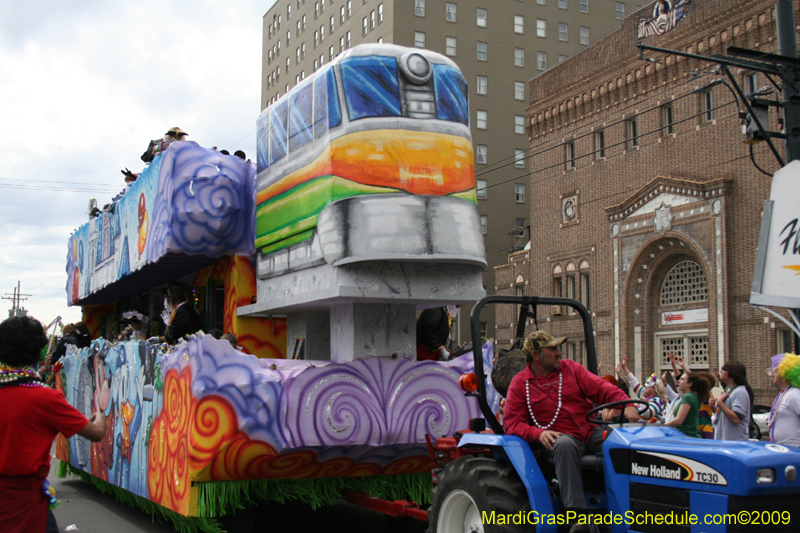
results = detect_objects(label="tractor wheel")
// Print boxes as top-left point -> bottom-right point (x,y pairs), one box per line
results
428,455 -> 532,533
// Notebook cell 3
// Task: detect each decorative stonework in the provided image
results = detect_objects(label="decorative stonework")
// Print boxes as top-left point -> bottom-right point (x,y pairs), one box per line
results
653,203 -> 673,234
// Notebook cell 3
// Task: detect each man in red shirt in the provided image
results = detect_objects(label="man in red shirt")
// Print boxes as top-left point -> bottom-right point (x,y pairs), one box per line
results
503,331 -> 637,533
0,316 -> 106,533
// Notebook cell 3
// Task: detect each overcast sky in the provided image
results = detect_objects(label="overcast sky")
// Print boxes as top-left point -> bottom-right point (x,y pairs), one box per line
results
0,0 -> 277,327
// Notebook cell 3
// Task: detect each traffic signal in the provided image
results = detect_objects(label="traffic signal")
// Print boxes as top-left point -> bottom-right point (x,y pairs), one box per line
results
742,102 -> 770,144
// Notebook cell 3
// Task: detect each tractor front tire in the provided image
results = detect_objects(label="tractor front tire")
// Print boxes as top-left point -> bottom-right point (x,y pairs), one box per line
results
428,455 -> 532,533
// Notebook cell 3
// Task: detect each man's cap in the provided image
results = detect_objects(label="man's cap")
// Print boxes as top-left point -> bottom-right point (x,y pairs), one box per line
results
166,127 -> 188,137
525,330 -> 566,351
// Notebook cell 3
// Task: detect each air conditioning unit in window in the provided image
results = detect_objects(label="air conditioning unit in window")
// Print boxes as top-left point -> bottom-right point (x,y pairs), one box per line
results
551,305 -> 561,316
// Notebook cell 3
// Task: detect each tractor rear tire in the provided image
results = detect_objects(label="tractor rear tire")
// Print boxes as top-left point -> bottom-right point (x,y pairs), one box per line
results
428,455 -> 532,533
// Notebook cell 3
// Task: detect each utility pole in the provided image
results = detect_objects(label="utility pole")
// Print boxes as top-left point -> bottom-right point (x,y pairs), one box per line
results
2,281 -> 31,318
776,0 -> 800,162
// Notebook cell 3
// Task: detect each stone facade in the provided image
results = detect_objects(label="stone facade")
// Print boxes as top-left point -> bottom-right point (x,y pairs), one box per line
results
495,0 -> 799,404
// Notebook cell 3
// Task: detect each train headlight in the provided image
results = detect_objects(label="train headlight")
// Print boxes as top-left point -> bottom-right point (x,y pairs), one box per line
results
756,468 -> 776,484
400,52 -> 432,85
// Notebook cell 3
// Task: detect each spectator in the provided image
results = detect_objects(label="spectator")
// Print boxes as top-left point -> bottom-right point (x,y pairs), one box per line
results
161,286 -> 204,344
116,311 -> 150,342
710,362 -> 751,441
695,372 -> 717,439
768,352 -> 800,446
665,373 -> 708,438
0,316 -> 106,533
617,356 -> 667,420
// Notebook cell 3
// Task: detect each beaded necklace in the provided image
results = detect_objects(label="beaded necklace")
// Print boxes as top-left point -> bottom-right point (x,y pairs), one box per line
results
0,364 -> 44,388
525,372 -> 563,429
768,386 -> 792,442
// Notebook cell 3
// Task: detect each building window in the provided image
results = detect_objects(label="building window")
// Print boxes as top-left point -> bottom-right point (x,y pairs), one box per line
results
515,48 -> 524,67
626,118 -> 638,148
662,103 -> 674,136
477,8 -> 487,27
339,35 -> 345,52
616,2 -> 624,19
559,0 -> 567,8
580,0 -> 588,12
446,36 -> 457,56
477,110 -> 488,129
370,10 -> 375,28
515,81 -> 525,101
362,16 -> 368,35
346,30 -> 351,47
329,45 -> 334,61
515,183 -> 525,203
330,15 -> 335,32
580,26 -> 589,45
378,3 -> 383,22
565,141 -> 575,169
480,215 -> 488,234
566,268 -> 576,302
537,19 -> 546,38
515,217 -> 526,230
347,0 -> 352,16
744,72 -> 758,95
559,55 -> 569,63
301,42 -> 306,58
553,266 -> 563,298
476,145 -> 488,165
315,29 -> 320,45
340,5 -> 345,23
477,76 -> 488,95
660,261 -> 708,305
315,1 -> 320,18
537,51 -> 546,70
287,56 -> 291,70
477,41 -> 487,61
538,0 -> 546,4
313,59 -> 318,71
594,130 -> 605,159
515,115 -> 525,134
515,149 -> 525,168
288,4 -> 292,18
702,89 -> 713,122
446,3 -> 457,22
415,0 -> 425,16
477,178 -> 488,198
777,328 -> 795,354
302,14 -> 307,30
514,15 -> 524,34
415,31 -> 425,48
321,24 -> 325,41
321,0 -> 325,12
580,262 -> 591,309
558,23 -> 568,41
297,20 -> 301,36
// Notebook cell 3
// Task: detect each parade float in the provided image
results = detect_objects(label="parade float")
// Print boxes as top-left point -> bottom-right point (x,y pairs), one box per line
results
57,44 -> 499,532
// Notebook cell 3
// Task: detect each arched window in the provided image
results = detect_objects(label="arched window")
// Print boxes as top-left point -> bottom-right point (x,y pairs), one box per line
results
659,260 -> 708,306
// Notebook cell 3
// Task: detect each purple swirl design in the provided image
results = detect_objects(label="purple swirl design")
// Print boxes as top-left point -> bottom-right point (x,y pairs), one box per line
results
146,142 -> 255,259
162,334 -> 285,448
280,344 -> 498,448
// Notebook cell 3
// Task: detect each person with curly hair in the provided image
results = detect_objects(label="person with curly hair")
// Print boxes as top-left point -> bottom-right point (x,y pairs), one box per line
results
0,316 -> 106,533
768,353 -> 800,446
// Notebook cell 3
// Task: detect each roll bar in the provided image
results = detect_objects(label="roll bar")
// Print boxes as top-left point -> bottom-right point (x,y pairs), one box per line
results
469,295 -> 597,435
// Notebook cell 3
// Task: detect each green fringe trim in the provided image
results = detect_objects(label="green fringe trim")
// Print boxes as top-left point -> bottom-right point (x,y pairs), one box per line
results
58,460 -> 431,526
195,473 -> 431,518
58,462 -> 223,533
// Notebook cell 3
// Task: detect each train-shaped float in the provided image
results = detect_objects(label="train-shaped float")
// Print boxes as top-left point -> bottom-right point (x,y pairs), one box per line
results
57,44 -> 497,530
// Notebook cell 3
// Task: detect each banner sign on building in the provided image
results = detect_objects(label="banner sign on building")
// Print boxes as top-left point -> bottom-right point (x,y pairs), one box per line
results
751,160 -> 800,309
661,308 -> 708,325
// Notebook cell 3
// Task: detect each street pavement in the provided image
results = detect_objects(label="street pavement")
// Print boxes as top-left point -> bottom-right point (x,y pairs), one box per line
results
46,455 -> 399,533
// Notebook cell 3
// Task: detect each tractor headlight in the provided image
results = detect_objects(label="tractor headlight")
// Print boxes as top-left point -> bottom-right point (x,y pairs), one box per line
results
756,468 -> 776,484
786,465 -> 797,482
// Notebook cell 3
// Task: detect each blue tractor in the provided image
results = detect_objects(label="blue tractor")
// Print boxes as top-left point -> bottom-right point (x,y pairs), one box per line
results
426,296 -> 800,533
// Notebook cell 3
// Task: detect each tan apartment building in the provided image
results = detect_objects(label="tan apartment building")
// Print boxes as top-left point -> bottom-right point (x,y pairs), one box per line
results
261,0 -> 624,342
494,0 -> 797,403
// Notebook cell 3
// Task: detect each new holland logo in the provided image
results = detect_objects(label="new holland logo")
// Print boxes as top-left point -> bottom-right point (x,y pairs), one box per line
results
612,450 -> 728,485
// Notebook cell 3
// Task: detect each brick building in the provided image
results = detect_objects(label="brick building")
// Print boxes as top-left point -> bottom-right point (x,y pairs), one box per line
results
494,0 -> 798,403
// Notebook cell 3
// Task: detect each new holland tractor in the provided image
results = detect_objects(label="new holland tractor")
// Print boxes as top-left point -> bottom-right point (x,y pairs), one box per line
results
426,295 -> 800,533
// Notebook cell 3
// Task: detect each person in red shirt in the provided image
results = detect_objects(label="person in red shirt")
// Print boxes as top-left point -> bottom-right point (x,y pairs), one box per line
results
0,316 -> 107,533
503,331 -> 637,533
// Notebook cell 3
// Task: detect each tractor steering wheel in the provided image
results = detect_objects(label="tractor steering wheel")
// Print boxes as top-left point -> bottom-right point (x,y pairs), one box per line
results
585,398 -> 651,426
